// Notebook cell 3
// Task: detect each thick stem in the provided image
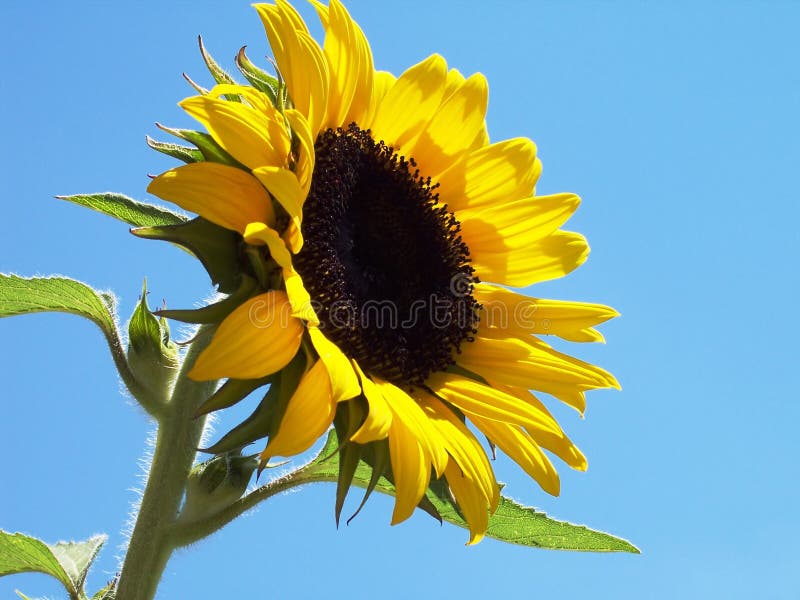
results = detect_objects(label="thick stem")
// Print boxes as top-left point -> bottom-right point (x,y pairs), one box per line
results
115,327 -> 216,600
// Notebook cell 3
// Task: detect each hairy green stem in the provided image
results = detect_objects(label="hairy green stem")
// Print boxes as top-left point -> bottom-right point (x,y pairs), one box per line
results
115,327 -> 216,600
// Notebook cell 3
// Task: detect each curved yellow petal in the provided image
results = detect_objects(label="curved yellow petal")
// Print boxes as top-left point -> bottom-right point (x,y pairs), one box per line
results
417,392 -> 499,512
189,291 -> 303,381
444,461 -> 489,545
256,2 -> 330,134
436,138 -> 540,212
251,165 -> 305,253
387,413 -> 430,525
471,230 -> 590,288
457,193 -> 581,251
372,378 -> 448,477
284,108 -> 315,194
408,72 -> 488,178
371,54 -> 447,152
474,283 -> 619,343
179,94 -> 290,170
469,414 -> 560,496
456,332 -> 619,414
425,372 -> 564,435
262,359 -> 334,458
207,83 -> 278,116
363,70 -> 396,128
350,360 -> 392,443
283,266 -> 320,324
490,383 -> 587,471
312,0 -> 374,128
243,221 -> 292,267
147,162 -> 274,234
309,326 -> 361,402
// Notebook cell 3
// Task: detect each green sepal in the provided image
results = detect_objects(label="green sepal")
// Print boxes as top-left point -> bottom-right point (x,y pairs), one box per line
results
204,351 -> 307,456
334,442 -> 361,527
145,135 -> 204,164
197,36 -> 241,102
156,275 -> 258,326
131,217 -> 242,294
234,46 -> 279,104
202,384 -> 279,455
91,578 -> 117,600
56,192 -> 187,228
155,123 -> 241,166
126,280 -> 179,401
178,451 -> 258,524
0,530 -> 107,599
195,373 -> 272,418
347,441 -> 390,525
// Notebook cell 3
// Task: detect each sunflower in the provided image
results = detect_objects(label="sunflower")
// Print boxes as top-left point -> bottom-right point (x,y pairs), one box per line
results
147,0 -> 619,544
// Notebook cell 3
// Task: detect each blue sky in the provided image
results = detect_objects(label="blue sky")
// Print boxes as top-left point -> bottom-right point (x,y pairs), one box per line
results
1,1 -> 798,598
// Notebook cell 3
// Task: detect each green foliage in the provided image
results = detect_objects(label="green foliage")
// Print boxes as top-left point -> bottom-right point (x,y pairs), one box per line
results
0,530 -> 107,600
307,432 -> 640,552
0,274 -> 116,332
56,192 -> 187,228
145,135 -> 204,164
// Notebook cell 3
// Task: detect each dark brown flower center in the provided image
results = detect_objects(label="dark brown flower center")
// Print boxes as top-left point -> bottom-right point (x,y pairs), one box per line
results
293,124 -> 479,385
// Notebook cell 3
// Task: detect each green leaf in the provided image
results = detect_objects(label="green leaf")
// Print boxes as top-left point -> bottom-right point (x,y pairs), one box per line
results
56,192 -> 187,228
0,530 -> 107,598
306,432 -> 639,552
0,274 -> 116,332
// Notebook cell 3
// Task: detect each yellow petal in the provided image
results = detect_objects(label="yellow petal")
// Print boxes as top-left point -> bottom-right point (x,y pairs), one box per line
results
309,326 -> 361,402
474,283 -> 619,343
471,230 -> 590,287
313,0 -> 374,128
243,221 -> 292,267
408,72 -> 488,178
470,414 -> 560,496
388,413 -> 430,525
179,94 -> 290,170
350,360 -> 392,443
363,70 -> 396,128
456,332 -> 619,414
284,109 -> 315,194
207,83 -> 277,115
283,266 -> 320,324
189,291 -> 303,381
457,193 -> 581,251
445,461 -> 489,545
262,359 -> 334,458
436,138 -> 540,212
491,383 -> 587,471
256,2 -> 330,134
147,162 -> 274,234
417,392 -> 499,513
371,54 -> 447,152
251,165 -> 306,253
372,378 -> 448,478
425,371 -> 565,435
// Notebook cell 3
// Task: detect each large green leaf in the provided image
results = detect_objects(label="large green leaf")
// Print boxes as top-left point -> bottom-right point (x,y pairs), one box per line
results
56,192 -> 187,227
0,530 -> 107,599
0,274 -> 116,331
307,432 -> 639,553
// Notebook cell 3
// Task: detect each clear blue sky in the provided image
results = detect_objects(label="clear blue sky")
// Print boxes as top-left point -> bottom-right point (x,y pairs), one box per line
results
1,1 -> 798,598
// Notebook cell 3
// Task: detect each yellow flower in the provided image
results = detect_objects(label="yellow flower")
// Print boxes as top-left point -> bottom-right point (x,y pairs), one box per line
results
148,0 -> 619,544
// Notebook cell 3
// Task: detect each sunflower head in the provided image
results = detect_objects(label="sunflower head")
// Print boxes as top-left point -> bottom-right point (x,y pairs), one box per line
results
145,0 -> 619,544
